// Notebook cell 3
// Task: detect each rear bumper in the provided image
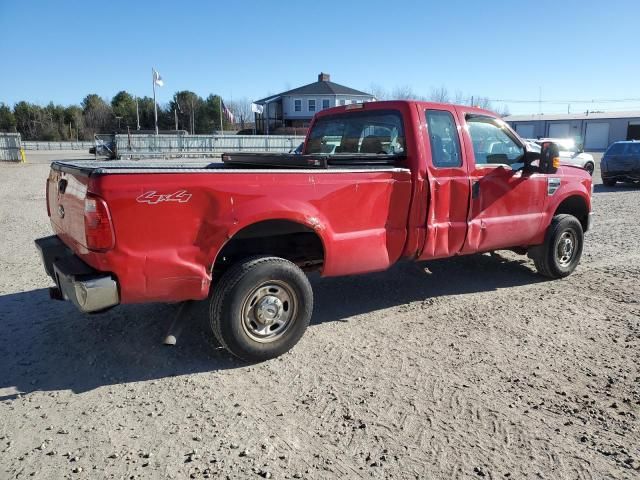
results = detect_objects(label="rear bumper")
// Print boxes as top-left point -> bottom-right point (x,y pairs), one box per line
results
602,168 -> 640,182
34,235 -> 119,313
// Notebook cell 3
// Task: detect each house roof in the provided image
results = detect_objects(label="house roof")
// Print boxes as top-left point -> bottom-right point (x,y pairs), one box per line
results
505,110 -> 640,122
255,74 -> 372,104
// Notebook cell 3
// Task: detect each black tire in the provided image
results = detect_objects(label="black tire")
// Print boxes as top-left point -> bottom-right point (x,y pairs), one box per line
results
209,256 -> 313,362
529,214 -> 584,279
584,162 -> 594,176
602,177 -> 616,187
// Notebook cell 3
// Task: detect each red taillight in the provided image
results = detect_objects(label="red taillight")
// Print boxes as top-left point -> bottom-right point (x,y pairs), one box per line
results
84,194 -> 114,251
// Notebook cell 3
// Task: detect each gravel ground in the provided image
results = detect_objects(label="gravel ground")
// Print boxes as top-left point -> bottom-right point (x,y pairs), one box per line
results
0,154 -> 638,479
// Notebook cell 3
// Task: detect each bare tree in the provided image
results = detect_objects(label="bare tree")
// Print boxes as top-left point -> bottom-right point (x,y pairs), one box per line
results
368,83 -> 388,101
454,90 -> 469,105
429,86 -> 450,103
391,85 -> 419,100
472,96 -> 493,110
227,97 -> 253,127
495,104 -> 511,117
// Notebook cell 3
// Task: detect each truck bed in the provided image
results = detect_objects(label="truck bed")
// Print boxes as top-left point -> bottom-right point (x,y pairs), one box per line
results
51,154 -> 405,177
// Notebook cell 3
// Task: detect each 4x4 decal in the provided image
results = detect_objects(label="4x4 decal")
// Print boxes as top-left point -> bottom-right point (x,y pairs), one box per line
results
136,190 -> 192,205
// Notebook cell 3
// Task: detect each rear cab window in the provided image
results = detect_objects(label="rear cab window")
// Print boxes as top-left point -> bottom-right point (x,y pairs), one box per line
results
425,110 -> 462,168
305,110 -> 405,158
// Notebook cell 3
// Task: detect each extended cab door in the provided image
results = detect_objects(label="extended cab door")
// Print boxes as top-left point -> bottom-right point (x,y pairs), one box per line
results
457,111 -> 547,253
418,106 -> 471,259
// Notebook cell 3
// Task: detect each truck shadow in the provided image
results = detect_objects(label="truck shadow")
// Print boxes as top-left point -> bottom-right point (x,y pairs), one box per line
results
593,183 -> 640,193
310,253 -> 542,325
0,253 -> 542,400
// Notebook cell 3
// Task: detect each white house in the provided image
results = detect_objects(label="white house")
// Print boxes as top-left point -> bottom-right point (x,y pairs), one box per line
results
254,73 -> 375,133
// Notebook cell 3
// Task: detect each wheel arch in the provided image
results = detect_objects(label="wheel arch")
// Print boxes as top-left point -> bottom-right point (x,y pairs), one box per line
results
212,217 -> 328,274
553,194 -> 590,232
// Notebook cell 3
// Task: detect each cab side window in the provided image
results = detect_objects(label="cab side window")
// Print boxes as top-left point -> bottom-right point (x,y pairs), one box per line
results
467,116 -> 524,168
425,110 -> 462,168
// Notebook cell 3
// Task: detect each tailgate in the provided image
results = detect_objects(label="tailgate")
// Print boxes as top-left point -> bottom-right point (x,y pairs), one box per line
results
47,168 -> 89,248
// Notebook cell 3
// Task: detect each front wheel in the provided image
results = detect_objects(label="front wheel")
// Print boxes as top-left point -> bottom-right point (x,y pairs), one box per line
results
529,214 -> 584,279
209,256 -> 313,362
602,177 -> 616,187
584,162 -> 594,176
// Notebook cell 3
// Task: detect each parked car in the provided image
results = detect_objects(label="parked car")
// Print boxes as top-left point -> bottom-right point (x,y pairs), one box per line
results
600,140 -> 640,186
35,100 -> 593,362
534,138 -> 595,175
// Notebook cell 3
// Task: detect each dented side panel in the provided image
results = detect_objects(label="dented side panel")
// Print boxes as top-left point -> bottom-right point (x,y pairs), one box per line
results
55,169 -> 412,304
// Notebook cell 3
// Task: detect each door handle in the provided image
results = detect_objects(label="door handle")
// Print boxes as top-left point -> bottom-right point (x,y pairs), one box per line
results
472,180 -> 480,199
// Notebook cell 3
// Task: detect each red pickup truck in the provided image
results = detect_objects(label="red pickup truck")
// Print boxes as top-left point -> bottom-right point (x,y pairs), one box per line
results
36,101 -> 593,361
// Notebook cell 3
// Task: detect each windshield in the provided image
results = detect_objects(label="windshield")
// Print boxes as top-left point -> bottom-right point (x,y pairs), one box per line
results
306,110 -> 405,156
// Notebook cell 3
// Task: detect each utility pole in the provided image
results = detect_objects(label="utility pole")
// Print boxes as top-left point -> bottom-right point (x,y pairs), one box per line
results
174,108 -> 178,131
538,86 -> 542,115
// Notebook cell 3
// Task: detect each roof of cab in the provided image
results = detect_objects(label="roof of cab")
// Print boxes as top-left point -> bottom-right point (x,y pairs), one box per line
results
314,99 -> 497,118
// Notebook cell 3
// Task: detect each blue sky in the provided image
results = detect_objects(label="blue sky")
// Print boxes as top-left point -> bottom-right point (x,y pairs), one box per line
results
1,0 -> 638,114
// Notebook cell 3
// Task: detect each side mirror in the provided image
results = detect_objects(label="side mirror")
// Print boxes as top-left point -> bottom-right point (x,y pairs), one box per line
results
539,142 -> 560,174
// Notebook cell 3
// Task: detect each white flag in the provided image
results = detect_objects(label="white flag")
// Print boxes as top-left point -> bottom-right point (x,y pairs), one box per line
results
251,103 -> 264,114
153,69 -> 164,87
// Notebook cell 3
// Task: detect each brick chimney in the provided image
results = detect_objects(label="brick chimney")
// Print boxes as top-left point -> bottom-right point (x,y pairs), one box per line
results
318,72 -> 330,82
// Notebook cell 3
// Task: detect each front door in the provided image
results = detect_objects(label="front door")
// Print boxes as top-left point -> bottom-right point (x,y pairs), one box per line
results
458,112 -> 547,253
418,107 -> 471,259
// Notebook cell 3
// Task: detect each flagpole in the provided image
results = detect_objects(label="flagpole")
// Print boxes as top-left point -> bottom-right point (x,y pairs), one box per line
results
152,68 -> 158,135
136,98 -> 140,130
219,96 -> 224,135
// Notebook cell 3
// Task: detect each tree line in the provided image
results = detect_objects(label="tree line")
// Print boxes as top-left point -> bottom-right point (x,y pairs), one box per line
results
0,85 -> 508,141
0,92 -> 254,141
368,84 -> 510,116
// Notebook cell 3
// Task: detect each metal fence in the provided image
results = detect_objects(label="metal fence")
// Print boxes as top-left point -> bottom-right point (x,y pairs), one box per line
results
0,133 -> 22,161
22,141 -> 94,151
115,134 -> 305,157
0,134 -> 305,161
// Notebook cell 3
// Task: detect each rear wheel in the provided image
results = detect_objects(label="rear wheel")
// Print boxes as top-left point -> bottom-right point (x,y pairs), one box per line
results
529,214 -> 583,279
602,177 -> 616,187
209,256 -> 313,362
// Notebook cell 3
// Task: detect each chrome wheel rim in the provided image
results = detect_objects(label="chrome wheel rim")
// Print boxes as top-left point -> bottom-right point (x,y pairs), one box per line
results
556,231 -> 576,267
241,280 -> 297,343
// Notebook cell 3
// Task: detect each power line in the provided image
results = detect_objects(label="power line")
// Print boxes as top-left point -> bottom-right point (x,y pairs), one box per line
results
491,97 -> 640,104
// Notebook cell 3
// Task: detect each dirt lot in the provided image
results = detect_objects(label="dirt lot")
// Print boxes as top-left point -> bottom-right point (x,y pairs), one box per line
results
0,153 -> 638,479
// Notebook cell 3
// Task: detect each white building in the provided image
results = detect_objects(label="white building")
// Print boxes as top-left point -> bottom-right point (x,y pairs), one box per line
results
253,73 -> 375,133
505,110 -> 640,150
